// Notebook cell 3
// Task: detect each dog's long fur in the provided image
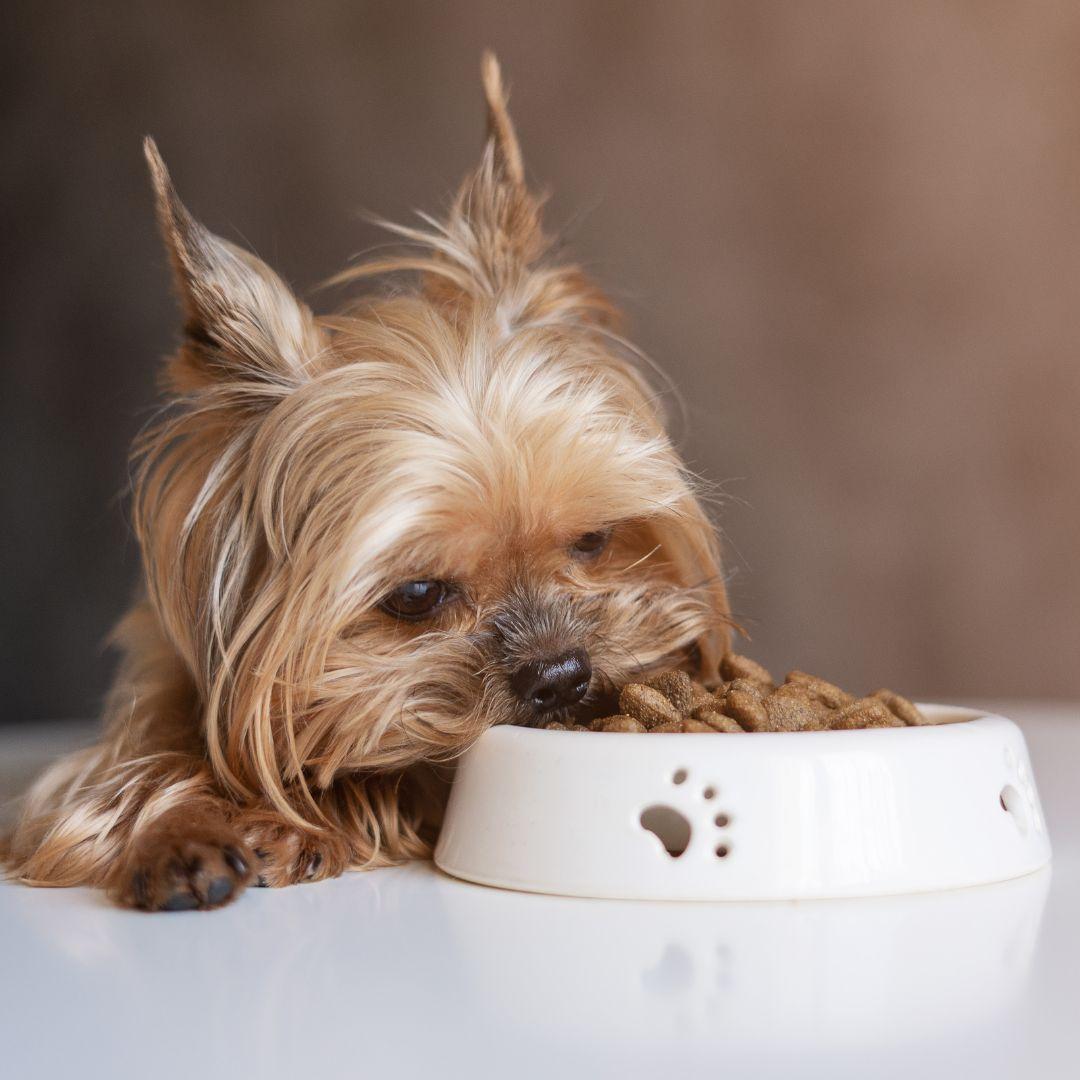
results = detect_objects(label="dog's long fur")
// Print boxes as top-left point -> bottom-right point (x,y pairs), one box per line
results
4,55 -> 731,909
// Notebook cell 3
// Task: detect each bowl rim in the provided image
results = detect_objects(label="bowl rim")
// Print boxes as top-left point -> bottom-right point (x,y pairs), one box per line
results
486,703 -> 1000,741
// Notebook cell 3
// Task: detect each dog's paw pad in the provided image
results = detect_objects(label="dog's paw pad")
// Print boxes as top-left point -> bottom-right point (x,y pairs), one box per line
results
113,827 -> 255,912
162,891 -> 201,911
205,876 -> 237,905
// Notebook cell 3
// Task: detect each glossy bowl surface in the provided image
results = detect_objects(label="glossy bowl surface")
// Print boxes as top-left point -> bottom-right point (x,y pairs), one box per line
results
434,706 -> 1051,900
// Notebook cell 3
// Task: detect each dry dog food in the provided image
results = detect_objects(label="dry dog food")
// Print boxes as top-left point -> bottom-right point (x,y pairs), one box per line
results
544,653 -> 930,733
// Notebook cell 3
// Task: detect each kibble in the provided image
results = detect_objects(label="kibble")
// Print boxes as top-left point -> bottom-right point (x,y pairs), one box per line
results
650,719 -> 687,733
645,670 -> 695,714
719,653 -> 775,690
784,671 -> 853,710
695,708 -> 744,734
871,688 -> 932,726
588,714 -> 647,733
682,718 -> 720,733
549,652 -> 931,734
761,683 -> 830,732
830,698 -> 903,729
722,681 -> 771,731
618,683 -> 681,730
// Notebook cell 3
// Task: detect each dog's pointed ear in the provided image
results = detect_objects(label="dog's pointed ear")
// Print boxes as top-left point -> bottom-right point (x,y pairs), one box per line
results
481,51 -> 526,191
144,137 -> 323,392
336,56 -> 615,329
430,54 -> 615,328
444,53 -> 546,288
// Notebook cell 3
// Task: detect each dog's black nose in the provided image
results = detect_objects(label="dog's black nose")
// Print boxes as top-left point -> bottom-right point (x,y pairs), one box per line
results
510,648 -> 592,713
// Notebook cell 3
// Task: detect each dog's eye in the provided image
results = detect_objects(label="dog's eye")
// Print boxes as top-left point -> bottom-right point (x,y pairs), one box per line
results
569,529 -> 612,560
379,580 -> 450,620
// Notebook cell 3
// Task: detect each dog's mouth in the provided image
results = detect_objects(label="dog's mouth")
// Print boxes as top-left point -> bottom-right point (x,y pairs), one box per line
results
504,650 -> 695,729
497,676 -> 615,729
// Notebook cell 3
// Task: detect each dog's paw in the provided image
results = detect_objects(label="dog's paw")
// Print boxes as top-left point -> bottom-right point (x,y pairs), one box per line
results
110,820 -> 256,911
240,817 -> 348,888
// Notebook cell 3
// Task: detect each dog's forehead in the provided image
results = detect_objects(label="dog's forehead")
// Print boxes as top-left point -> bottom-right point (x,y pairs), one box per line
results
325,317 -> 689,579
412,400 -> 683,576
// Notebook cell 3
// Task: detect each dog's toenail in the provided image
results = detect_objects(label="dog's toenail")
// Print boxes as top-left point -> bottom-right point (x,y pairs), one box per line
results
206,877 -> 234,905
223,847 -> 248,876
256,875 -> 269,888
309,852 -> 322,874
161,892 -> 200,911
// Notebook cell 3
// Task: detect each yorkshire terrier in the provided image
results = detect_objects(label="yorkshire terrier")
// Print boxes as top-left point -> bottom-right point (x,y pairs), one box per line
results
4,55 -> 731,910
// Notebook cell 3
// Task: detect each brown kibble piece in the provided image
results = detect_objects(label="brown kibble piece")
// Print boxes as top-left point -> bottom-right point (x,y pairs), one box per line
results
719,653 -> 775,690
762,685 -> 829,731
696,709 -> 745,733
619,683 -> 681,729
649,719 -> 686,734
728,678 -> 765,696
722,680 -> 771,731
692,687 -> 722,712
681,718 -> 717,733
693,685 -> 729,718
871,689 -> 930,726
689,681 -> 719,713
830,699 -> 904,729
784,671 -> 853,710
590,715 -> 647,733
646,670 -> 695,714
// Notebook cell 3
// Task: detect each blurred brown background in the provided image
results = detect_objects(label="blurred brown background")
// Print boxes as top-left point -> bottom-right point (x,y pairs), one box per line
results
2,0 -> 1078,724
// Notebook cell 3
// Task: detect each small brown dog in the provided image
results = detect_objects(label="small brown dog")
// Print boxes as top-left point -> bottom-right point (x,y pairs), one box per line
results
4,55 -> 732,910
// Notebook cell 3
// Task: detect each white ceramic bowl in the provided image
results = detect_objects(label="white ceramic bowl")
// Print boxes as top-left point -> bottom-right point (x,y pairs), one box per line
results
434,705 -> 1051,900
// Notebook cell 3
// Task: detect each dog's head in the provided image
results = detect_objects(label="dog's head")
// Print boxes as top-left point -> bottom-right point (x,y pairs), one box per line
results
137,55 -> 731,819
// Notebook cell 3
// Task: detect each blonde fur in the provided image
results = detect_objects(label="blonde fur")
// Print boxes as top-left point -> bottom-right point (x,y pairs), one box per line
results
5,54 -> 731,908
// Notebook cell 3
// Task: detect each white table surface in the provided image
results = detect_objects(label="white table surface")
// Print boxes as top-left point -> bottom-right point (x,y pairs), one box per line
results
2,703 -> 1078,1080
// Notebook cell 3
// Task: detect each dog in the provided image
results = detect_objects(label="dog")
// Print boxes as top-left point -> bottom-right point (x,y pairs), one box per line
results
4,55 -> 732,910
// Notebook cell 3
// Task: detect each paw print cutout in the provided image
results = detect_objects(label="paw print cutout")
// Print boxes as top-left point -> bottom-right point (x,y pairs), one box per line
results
639,767 -> 735,861
1001,745 -> 1045,836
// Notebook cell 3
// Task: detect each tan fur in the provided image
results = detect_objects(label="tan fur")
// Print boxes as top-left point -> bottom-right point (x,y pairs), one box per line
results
4,54 -> 732,909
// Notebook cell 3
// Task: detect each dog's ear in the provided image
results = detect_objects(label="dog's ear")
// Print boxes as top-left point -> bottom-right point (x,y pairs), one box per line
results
469,49 -> 544,274
422,53 -> 613,326
144,138 -> 323,393
481,51 -> 526,195
331,55 -> 615,328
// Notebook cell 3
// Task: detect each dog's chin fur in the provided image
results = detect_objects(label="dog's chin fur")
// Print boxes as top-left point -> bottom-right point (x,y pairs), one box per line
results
4,55 -> 732,907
